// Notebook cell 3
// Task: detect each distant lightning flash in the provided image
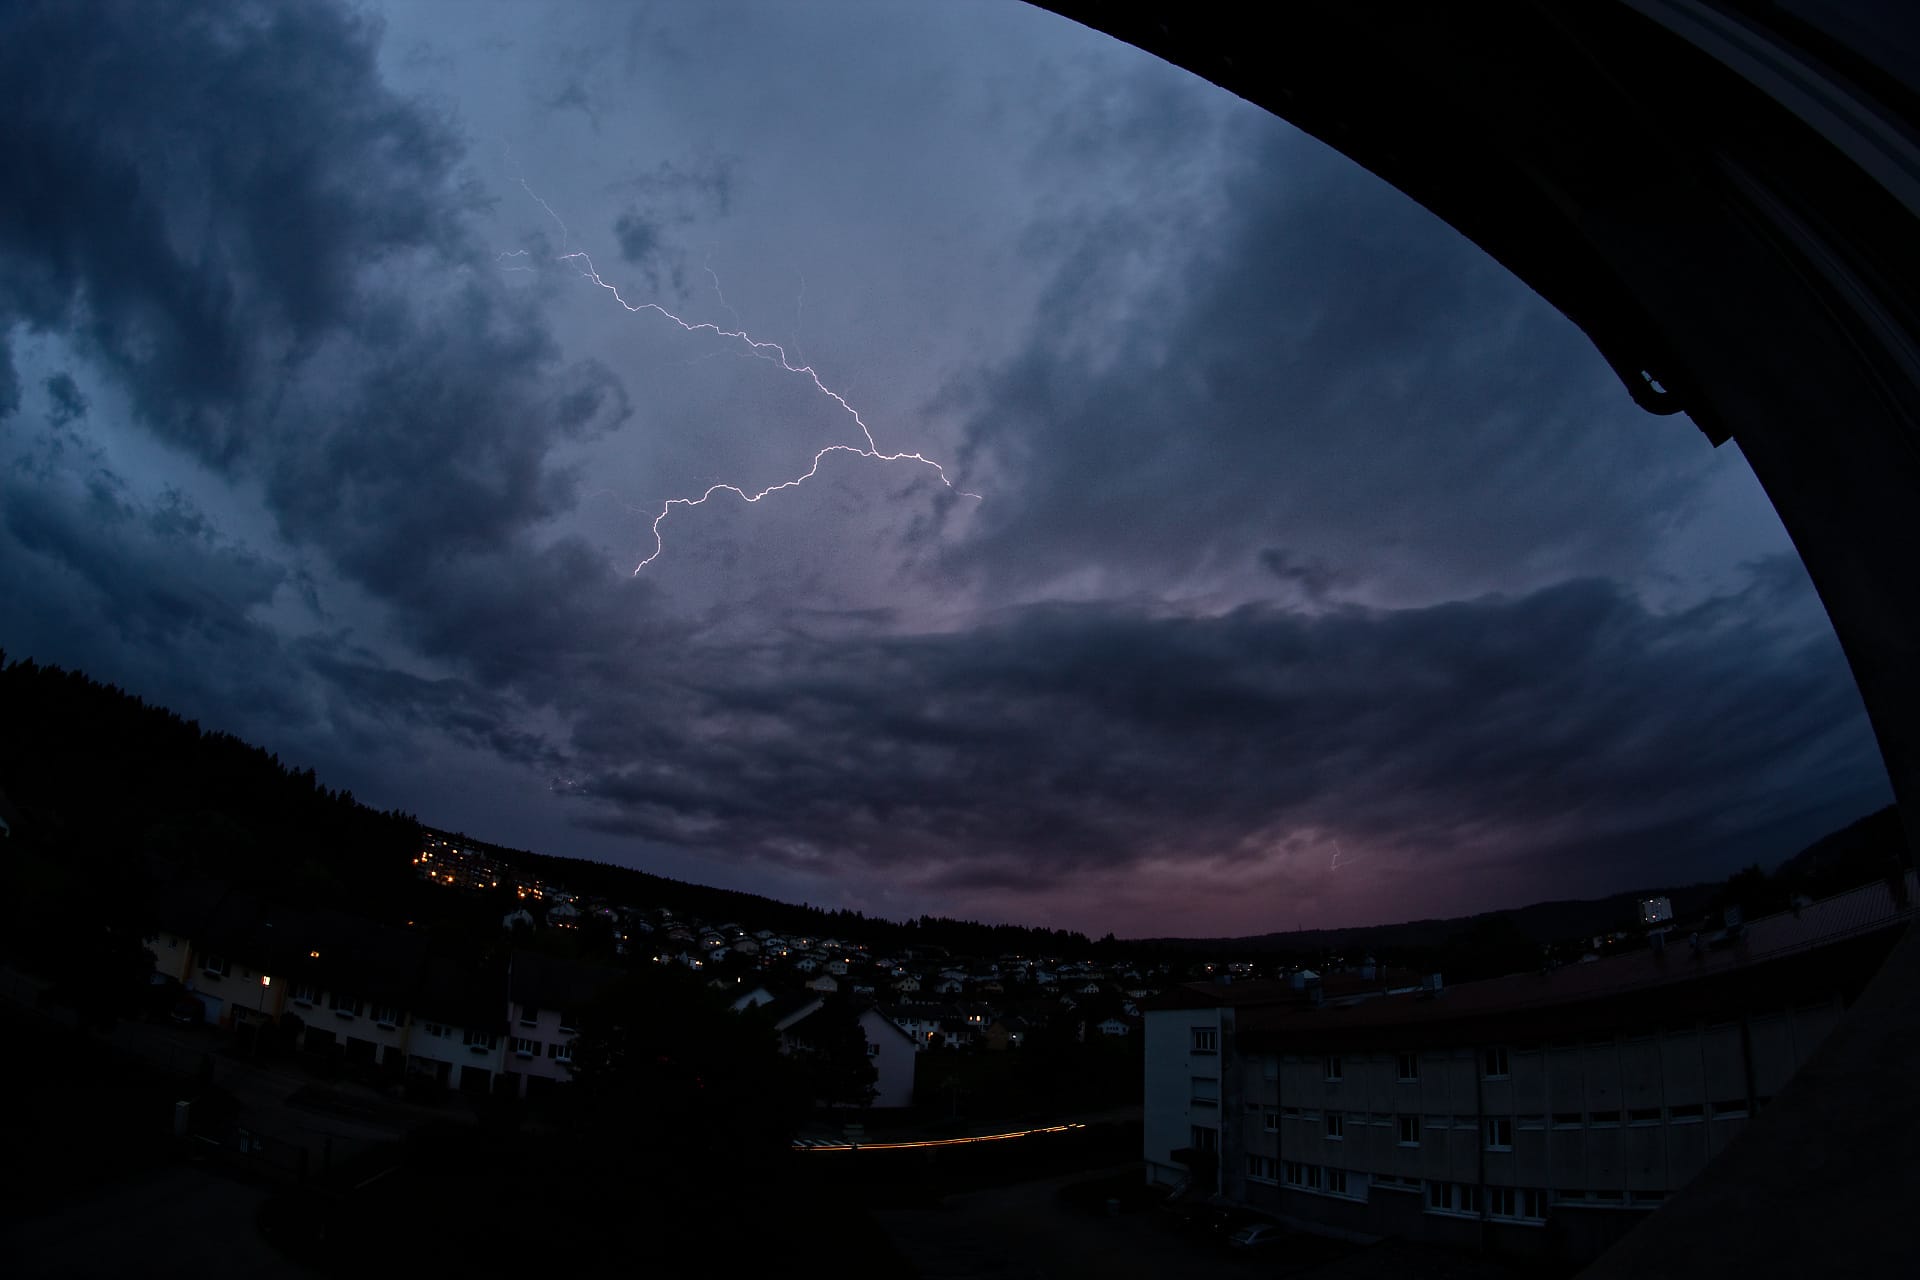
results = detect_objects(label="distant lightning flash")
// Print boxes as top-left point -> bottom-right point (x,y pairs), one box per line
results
559,249 -> 980,571
513,184 -> 977,573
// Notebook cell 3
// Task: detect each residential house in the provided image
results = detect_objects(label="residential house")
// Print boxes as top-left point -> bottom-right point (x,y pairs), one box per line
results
505,950 -> 619,1099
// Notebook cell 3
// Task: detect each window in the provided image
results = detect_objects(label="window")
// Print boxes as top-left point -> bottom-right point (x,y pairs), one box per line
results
462,1028 -> 497,1049
1325,1113 -> 1344,1140
329,992 -> 362,1017
1486,1118 -> 1513,1150
1247,1154 -> 1278,1182
1189,1125 -> 1217,1152
1489,1187 -> 1546,1222
558,1011 -> 579,1033
200,955 -> 230,978
1669,1104 -> 1703,1123
1552,1112 -> 1583,1128
1711,1099 -> 1749,1119
1397,1051 -> 1419,1081
1426,1181 -> 1483,1217
1190,1077 -> 1219,1109
1263,1109 -> 1279,1133
1591,1110 -> 1623,1128
1324,1055 -> 1342,1081
424,1023 -> 448,1038
512,1037 -> 539,1058
519,1005 -> 540,1027
1373,1173 -> 1421,1193
291,983 -> 318,1005
1628,1108 -> 1661,1126
1190,1026 -> 1217,1054
1483,1047 -> 1510,1078
1398,1116 -> 1421,1146
547,1041 -> 573,1063
1326,1168 -> 1349,1195
371,1005 -> 400,1027
1262,1055 -> 1279,1081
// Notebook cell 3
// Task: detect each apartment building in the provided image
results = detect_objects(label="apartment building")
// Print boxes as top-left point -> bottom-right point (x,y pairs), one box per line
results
1143,874 -> 1914,1264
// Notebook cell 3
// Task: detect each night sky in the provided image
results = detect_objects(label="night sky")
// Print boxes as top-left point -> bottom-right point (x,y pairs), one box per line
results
0,1 -> 1893,936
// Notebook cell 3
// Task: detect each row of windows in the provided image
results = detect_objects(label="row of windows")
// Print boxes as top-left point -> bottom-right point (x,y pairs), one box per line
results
516,1006 -> 580,1032
1281,1161 -> 1357,1197
1258,1104 -> 1752,1137
1426,1182 -> 1545,1222
1320,1046 -> 1508,1082
1236,1152 -> 1637,1224
510,1037 -> 574,1061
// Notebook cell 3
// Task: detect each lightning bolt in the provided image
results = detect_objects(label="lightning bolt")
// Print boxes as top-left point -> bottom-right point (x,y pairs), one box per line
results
514,184 -> 977,572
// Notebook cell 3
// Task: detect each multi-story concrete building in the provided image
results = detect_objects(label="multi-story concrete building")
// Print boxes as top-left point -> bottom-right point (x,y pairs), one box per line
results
1143,874 -> 1914,1265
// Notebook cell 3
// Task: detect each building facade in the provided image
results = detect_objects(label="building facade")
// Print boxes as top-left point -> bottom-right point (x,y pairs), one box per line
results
1143,876 -> 1913,1264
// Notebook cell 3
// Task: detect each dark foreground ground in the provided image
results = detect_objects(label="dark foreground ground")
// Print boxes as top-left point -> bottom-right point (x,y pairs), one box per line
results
875,1167 -> 1555,1280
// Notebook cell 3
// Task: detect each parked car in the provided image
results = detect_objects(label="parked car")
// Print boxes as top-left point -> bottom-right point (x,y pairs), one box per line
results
1228,1222 -> 1286,1251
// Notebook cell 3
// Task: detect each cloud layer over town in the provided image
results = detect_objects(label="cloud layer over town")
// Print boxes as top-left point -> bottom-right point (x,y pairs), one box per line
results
0,0 -> 1889,935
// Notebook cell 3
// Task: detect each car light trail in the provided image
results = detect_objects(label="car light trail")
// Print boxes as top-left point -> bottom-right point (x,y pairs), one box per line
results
792,1122 -> 1087,1151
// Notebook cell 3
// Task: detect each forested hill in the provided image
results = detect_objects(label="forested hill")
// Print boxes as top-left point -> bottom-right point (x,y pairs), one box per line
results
0,653 -> 1095,956
0,653 -> 420,914
428,827 -> 1099,958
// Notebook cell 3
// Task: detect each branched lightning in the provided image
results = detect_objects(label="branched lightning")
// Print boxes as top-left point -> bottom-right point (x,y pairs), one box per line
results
511,182 -> 975,572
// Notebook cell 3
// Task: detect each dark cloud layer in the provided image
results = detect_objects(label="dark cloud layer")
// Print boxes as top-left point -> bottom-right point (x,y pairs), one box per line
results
1,0 -> 627,615
547,564 -> 1882,914
942,111 -> 1711,601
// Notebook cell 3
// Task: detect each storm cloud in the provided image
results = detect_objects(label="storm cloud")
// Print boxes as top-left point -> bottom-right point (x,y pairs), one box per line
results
0,0 -> 1892,934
